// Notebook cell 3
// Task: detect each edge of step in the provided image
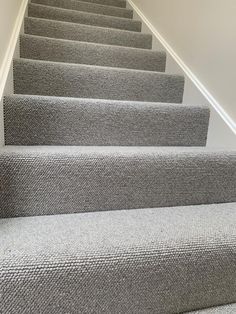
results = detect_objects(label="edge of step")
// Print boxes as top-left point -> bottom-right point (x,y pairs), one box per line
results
186,303 -> 236,313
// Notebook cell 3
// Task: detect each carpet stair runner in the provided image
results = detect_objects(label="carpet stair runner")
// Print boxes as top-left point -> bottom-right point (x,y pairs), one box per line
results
1,0 -> 236,312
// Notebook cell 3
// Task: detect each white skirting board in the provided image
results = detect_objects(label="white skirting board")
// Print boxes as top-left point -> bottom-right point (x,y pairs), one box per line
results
0,0 -> 29,146
127,0 -> 236,148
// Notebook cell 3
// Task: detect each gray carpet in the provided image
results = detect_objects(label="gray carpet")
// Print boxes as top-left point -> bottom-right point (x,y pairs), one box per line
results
77,0 -> 127,8
28,3 -> 140,31
1,0 -> 236,312
4,95 -> 209,146
1,146 -> 236,217
187,303 -> 236,313
24,17 -> 152,48
20,34 -> 165,71
13,59 -> 184,102
31,0 -> 133,18
1,204 -> 236,313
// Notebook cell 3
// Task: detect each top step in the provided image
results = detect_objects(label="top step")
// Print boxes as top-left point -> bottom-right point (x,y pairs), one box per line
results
31,0 -> 133,19
71,0 -> 127,8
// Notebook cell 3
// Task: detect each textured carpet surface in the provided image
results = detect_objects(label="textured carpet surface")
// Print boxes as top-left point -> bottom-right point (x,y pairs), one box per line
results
28,3 -> 140,31
1,204 -> 236,313
77,0 -> 127,8
2,0 -> 236,312
25,17 -> 151,49
188,303 -> 236,313
0,146 -> 236,217
20,35 -> 165,71
4,95 -> 209,146
31,0 -> 133,18
14,59 -> 184,103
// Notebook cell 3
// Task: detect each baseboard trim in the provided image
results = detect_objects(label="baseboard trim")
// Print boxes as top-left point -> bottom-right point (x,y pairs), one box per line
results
128,0 -> 236,136
0,0 -> 28,100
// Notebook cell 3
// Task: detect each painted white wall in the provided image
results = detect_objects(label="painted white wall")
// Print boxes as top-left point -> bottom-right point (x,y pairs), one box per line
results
0,0 -> 24,71
128,0 -> 236,147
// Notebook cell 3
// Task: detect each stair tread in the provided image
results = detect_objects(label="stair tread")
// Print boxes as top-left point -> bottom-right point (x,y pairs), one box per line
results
13,58 -> 184,103
4,95 -> 209,146
28,3 -> 140,32
25,16 -> 152,49
20,34 -> 165,71
31,0 -> 133,19
1,203 -> 236,313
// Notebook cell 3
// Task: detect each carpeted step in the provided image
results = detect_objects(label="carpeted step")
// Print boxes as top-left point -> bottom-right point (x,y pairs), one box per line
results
13,59 -> 184,103
31,0 -> 133,18
77,0 -> 127,8
25,17 -> 151,49
0,146 -> 236,218
28,4 -> 141,32
4,95 -> 209,146
188,303 -> 236,313
1,203 -> 236,313
20,35 -> 165,71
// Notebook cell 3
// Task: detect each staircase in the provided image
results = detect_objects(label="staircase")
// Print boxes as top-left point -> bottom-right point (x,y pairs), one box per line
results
1,0 -> 236,313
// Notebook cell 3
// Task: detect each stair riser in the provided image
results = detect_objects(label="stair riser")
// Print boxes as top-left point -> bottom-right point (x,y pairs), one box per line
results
4,97 -> 209,146
0,149 -> 235,218
20,35 -> 165,71
25,17 -> 152,49
28,4 -> 140,32
14,59 -> 184,103
31,0 -> 133,18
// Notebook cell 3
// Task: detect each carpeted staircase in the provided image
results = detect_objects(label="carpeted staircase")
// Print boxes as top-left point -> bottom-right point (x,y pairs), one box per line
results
1,0 -> 236,313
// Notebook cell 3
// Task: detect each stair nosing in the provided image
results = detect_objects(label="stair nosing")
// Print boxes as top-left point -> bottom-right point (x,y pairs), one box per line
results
4,94 -> 209,111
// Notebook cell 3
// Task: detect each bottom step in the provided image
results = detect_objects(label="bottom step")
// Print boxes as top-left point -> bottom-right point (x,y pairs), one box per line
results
1,203 -> 236,313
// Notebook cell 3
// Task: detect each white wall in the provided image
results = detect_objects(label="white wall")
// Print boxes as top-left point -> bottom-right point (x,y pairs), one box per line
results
0,0 -> 24,71
128,0 -> 236,147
